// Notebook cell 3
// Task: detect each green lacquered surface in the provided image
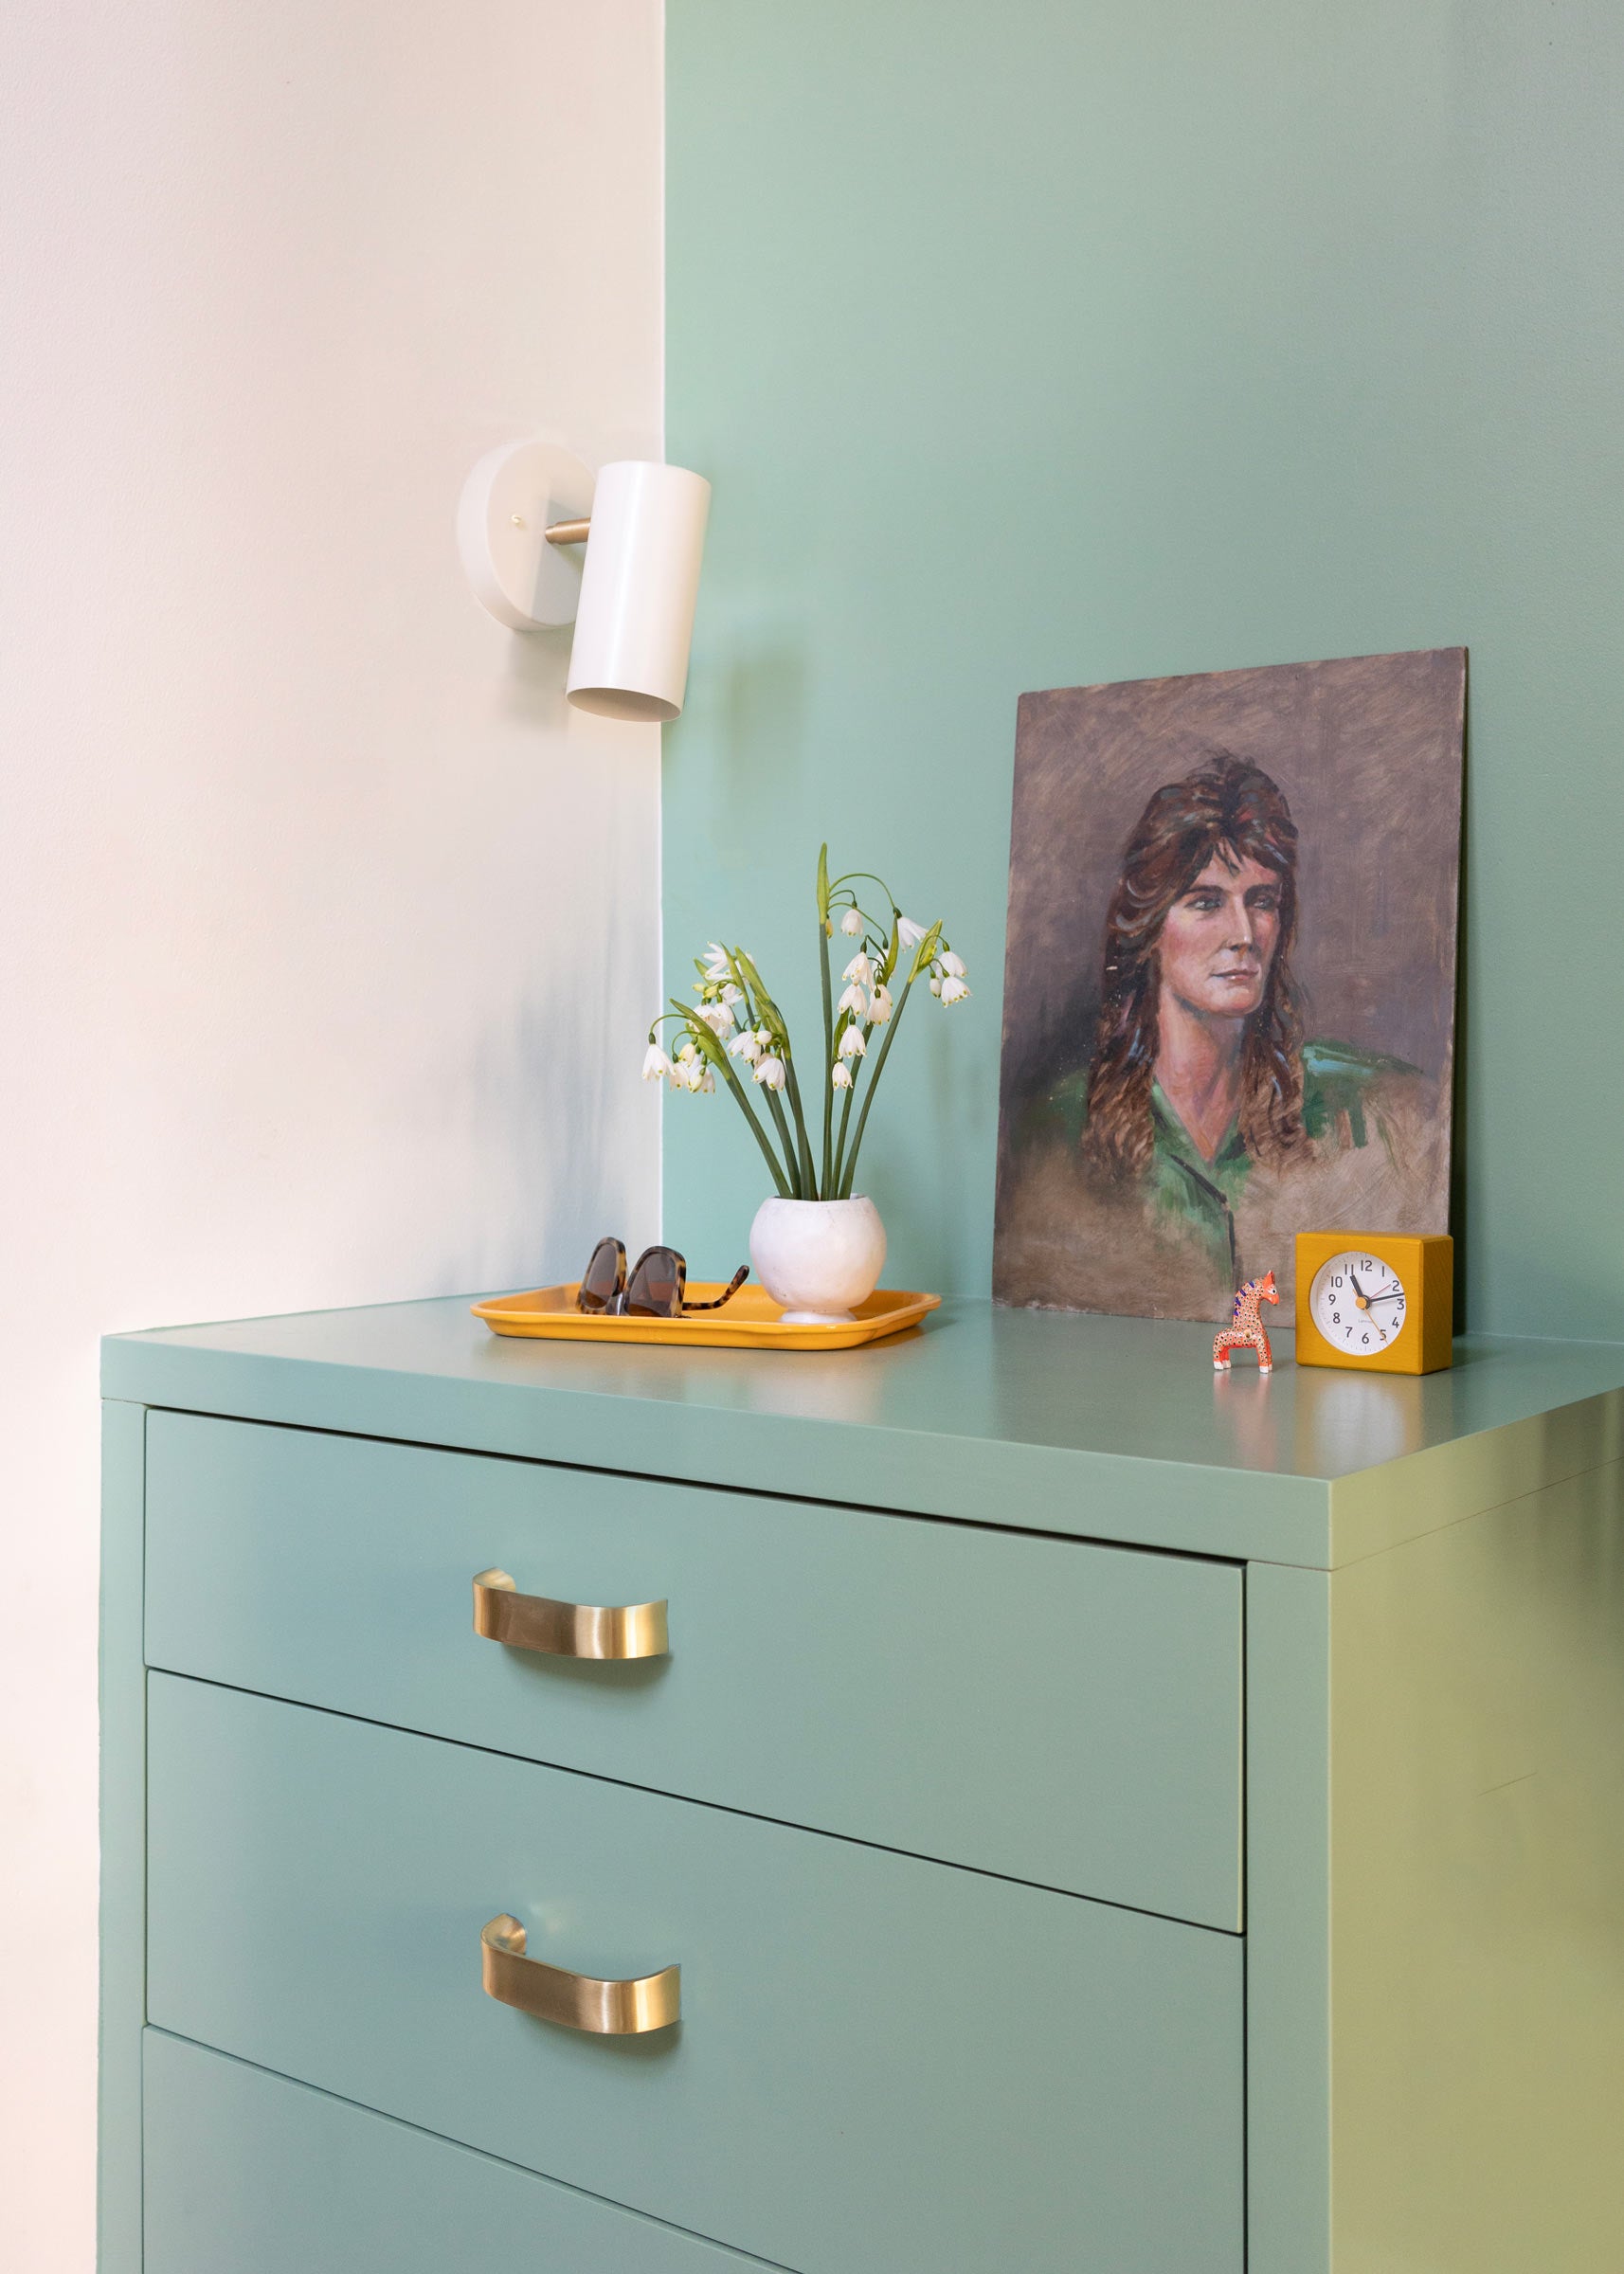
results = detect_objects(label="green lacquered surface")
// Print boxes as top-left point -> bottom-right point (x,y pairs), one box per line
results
104,1297 -> 1624,1566
98,1400 -> 146,2274
145,1675 -> 1245,2274
1326,1459 -> 1624,2269
1244,1562 -> 1332,2274
143,2032 -> 772,2273
144,1410 -> 1243,1928
665,1 -> 1624,1344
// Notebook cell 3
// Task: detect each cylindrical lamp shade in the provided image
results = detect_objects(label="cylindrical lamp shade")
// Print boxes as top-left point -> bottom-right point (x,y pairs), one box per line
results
567,462 -> 711,722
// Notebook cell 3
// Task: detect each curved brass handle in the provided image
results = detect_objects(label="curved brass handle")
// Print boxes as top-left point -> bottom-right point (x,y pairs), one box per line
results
480,1914 -> 680,2034
472,1569 -> 668,1659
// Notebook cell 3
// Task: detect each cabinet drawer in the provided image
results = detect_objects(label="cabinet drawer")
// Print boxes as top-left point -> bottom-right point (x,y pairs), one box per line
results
143,2030 -> 757,2272
144,1410 -> 1243,1928
147,1676 -> 1245,2274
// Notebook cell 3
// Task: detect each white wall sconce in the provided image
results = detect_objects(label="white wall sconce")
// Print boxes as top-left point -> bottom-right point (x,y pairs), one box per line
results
458,440 -> 711,723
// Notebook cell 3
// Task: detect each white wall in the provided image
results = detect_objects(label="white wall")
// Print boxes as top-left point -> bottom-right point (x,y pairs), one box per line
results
0,3 -> 663,2263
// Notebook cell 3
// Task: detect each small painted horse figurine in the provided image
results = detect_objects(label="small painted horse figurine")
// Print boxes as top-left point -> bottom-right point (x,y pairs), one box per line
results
1214,1271 -> 1279,1372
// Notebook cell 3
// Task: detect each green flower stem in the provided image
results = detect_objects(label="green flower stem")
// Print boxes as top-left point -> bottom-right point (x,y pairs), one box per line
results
832,870 -> 895,904
819,922 -> 835,1198
719,1061 -> 794,1197
729,946 -> 813,1198
667,998 -> 792,1200
839,980 -> 916,1198
781,1052 -> 819,1198
831,1061 -> 858,1190
761,1082 -> 804,1197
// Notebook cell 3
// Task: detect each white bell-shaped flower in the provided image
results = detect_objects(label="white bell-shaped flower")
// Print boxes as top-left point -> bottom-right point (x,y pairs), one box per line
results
641,1043 -> 673,1083
838,1024 -> 867,1059
832,1060 -> 854,1090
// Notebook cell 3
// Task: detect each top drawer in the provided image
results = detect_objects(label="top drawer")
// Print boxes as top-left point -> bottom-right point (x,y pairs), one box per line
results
143,1410 -> 1242,1929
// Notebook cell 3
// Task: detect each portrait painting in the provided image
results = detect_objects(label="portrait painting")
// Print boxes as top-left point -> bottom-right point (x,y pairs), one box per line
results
993,649 -> 1464,1321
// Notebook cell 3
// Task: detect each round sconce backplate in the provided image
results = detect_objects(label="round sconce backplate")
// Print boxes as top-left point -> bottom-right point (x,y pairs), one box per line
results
458,439 -> 595,630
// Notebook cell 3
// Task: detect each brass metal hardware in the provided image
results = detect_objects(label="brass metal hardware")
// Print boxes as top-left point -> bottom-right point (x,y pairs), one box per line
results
472,1568 -> 669,1659
480,1914 -> 680,2034
544,516 -> 592,546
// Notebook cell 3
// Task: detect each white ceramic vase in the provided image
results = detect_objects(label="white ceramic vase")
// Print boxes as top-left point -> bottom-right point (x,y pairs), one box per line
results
749,1196 -> 887,1326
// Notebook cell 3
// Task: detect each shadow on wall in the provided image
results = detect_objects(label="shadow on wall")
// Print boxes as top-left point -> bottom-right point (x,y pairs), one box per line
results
500,623 -> 576,722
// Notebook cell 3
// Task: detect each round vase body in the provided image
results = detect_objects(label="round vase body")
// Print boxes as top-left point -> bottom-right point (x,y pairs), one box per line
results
749,1197 -> 887,1326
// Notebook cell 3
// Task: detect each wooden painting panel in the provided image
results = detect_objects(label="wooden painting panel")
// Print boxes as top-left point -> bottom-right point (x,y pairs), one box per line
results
994,650 -> 1463,1319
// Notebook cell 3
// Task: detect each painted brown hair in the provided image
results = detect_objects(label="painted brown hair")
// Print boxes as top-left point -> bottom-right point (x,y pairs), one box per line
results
1084,753 -> 1305,1178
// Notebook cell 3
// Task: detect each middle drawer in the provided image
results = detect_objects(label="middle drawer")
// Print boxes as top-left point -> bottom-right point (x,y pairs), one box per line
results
146,1674 -> 1245,2274
144,1409 -> 1243,1930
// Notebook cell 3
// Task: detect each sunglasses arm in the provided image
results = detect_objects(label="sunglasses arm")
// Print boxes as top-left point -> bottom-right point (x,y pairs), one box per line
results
680,1265 -> 750,1313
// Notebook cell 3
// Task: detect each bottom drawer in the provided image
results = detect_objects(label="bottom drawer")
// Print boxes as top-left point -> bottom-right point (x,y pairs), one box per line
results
143,2030 -> 755,2272
147,1675 -> 1244,2274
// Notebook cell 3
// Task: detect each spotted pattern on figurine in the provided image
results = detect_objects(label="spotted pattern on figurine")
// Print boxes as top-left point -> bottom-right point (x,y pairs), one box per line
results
1214,1270 -> 1279,1372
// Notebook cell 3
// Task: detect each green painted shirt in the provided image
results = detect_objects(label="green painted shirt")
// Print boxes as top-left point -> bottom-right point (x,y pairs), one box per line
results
1035,1040 -> 1420,1285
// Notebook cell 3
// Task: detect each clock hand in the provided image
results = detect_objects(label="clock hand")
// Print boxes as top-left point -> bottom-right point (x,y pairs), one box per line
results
1348,1270 -> 1366,1304
1364,1289 -> 1405,1305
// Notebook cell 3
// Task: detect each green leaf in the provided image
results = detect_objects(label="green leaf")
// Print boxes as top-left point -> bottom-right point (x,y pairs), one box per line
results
907,921 -> 944,984
733,950 -> 789,1044
667,1002 -> 726,1068
879,913 -> 900,985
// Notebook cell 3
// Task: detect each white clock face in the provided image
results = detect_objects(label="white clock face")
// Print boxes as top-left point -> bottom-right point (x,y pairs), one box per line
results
1308,1249 -> 1409,1359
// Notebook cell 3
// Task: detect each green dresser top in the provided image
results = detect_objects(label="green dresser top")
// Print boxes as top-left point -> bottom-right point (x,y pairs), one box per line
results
102,1298 -> 1624,1569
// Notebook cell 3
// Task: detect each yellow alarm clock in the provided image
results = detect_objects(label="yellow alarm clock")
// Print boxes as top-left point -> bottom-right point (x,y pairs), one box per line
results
1294,1232 -> 1453,1374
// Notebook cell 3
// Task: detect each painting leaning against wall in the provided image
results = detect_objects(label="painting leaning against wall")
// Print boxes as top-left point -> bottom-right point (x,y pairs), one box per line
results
992,649 -> 1464,1322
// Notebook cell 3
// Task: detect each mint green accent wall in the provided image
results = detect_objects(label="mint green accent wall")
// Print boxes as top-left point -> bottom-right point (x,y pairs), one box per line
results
664,1 -> 1624,1332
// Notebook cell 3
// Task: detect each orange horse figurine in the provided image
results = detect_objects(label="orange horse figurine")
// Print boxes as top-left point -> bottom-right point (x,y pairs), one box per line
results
1214,1270 -> 1279,1372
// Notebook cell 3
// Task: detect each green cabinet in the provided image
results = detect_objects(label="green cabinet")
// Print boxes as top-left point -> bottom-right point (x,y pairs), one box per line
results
144,2033 -> 757,2273
143,1408 -> 1243,1928
103,1295 -> 1624,2271
146,1675 -> 1242,2274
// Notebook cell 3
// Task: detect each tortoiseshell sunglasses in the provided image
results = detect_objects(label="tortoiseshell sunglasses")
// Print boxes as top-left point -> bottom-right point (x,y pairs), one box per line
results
575,1237 -> 749,1320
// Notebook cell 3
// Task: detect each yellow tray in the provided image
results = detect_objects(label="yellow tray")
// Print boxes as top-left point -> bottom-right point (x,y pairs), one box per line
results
472,1282 -> 941,1351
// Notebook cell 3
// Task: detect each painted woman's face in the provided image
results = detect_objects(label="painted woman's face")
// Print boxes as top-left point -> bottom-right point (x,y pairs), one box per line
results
1157,852 -> 1282,1019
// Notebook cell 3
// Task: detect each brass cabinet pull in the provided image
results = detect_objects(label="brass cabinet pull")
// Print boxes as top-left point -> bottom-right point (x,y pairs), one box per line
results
480,1914 -> 680,2034
472,1568 -> 669,1659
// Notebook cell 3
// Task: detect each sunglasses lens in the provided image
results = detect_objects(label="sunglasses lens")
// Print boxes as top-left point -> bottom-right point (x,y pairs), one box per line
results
578,1237 -> 624,1313
624,1248 -> 683,1317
